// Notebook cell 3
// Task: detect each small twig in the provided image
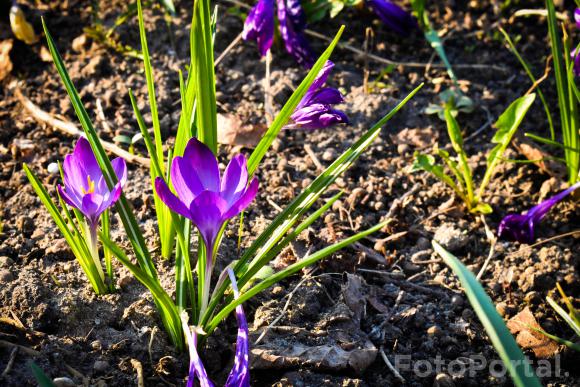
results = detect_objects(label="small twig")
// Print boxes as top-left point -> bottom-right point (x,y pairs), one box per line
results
525,55 -> 552,96
379,347 -> 406,384
95,98 -> 113,134
464,106 -> 493,143
148,326 -> 158,366
356,268 -> 405,278
303,144 -> 324,171
264,50 -> 274,126
254,269 -> 318,345
382,183 -> 421,223
1,347 -> 18,378
12,83 -> 150,167
0,340 -> 40,357
505,230 -> 580,259
476,215 -> 497,280
509,9 -> 568,24
214,31 -> 243,66
130,359 -> 145,387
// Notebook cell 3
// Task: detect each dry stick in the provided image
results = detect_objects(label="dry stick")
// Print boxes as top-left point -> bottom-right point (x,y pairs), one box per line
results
264,50 -> 274,126
1,347 -> 18,378
254,269 -> 318,345
214,31 -> 244,67
0,340 -> 40,357
476,214 -> 497,280
218,0 -> 508,73
130,359 -> 145,387
379,347 -> 406,384
303,143 -> 324,171
12,84 -> 151,167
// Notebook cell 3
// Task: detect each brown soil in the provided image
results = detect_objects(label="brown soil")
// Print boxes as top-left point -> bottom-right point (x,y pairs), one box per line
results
0,0 -> 578,386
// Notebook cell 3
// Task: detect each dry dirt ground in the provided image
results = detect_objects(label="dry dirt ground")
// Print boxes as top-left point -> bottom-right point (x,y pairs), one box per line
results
0,0 -> 578,386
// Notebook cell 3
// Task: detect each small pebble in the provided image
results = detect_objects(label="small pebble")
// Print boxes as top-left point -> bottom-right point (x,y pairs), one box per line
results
91,340 -> 102,351
434,373 -> 455,387
450,295 -> 463,308
53,377 -> 76,387
461,308 -> 474,320
495,301 -> 508,317
0,256 -> 14,268
93,360 -> 109,373
427,325 -> 442,337
117,274 -> 132,289
321,148 -> 336,161
0,269 -> 14,283
47,162 -> 60,175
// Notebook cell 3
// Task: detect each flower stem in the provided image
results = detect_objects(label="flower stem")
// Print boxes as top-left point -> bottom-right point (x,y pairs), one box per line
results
86,221 -> 105,282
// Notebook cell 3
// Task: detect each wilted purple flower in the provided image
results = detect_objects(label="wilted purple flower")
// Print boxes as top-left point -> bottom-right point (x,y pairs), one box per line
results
498,182 -> 580,244
366,0 -> 418,35
278,0 -> 315,68
290,60 -> 348,129
181,269 -> 250,387
154,138 -> 259,254
58,137 -> 127,226
242,0 -> 275,56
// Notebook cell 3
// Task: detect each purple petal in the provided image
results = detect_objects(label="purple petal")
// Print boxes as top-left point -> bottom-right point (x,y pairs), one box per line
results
181,315 -> 215,387
291,104 -> 349,129
221,154 -> 249,207
111,157 -> 127,187
224,178 -> 259,220
62,154 -> 89,199
296,61 -> 336,109
182,138 -> 221,192
285,0 -> 307,30
225,269 -> 250,387
73,137 -> 101,179
309,87 -> 345,105
366,0 -> 418,35
277,0 -> 315,68
575,8 -> 580,29
171,156 -> 205,206
572,48 -> 580,77
242,0 -> 275,56
57,184 -> 82,210
188,191 -> 229,250
81,192 -> 104,225
154,177 -> 191,219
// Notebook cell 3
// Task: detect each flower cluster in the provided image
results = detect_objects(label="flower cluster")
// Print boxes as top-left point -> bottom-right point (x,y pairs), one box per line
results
243,0 -> 314,67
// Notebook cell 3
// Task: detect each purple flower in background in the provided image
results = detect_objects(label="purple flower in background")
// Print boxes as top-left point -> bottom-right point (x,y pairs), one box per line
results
154,138 -> 259,254
366,0 -> 418,35
290,60 -> 348,129
278,0 -> 315,68
242,0 -> 275,56
58,137 -> 127,226
243,0 -> 314,67
498,182 -> 580,244
575,8 -> 580,29
181,269 -> 250,387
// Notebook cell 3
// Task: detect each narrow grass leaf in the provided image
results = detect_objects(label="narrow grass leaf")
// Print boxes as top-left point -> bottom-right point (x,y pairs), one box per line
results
433,241 -> 542,387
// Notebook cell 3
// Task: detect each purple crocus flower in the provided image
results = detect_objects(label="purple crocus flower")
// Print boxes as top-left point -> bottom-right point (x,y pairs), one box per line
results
242,0 -> 275,56
181,269 -> 250,387
366,0 -> 418,35
575,8 -> 580,29
498,182 -> 580,244
243,0 -> 314,67
573,9 -> 580,76
290,60 -> 348,129
278,0 -> 315,68
57,137 -> 127,226
154,138 -> 259,255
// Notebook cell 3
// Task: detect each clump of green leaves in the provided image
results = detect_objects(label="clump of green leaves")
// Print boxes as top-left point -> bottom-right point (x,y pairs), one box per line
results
500,1 -> 580,186
412,94 -> 536,214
